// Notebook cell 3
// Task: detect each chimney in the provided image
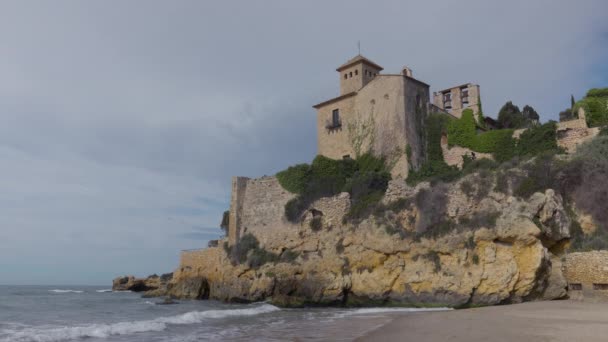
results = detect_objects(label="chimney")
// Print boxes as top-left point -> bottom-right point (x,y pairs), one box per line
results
402,66 -> 413,77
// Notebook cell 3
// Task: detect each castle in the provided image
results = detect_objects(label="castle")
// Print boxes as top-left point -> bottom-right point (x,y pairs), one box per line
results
313,54 -> 480,178
161,55 -> 608,306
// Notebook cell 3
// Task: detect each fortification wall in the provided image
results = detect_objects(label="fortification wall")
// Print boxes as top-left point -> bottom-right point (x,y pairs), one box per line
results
440,134 -> 493,168
227,176 -> 299,250
555,108 -> 599,154
176,247 -> 224,279
228,177 -> 249,245
564,251 -> 608,300
557,125 -> 599,153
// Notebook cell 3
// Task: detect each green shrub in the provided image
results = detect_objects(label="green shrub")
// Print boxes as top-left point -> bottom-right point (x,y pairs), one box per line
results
462,157 -> 498,175
276,164 -> 310,194
233,233 -> 261,264
460,180 -> 475,198
464,235 -> 476,249
423,251 -> 442,272
248,247 -> 279,269
309,217 -> 323,231
279,153 -> 390,223
497,101 -> 527,129
576,89 -> 608,127
447,109 -> 477,148
280,249 -> 300,263
586,88 -> 608,98
284,197 -> 308,222
407,113 -> 462,185
476,129 -> 516,154
220,210 -> 230,235
517,122 -> 560,157
355,152 -> 387,173
335,238 -> 345,254
600,127 -> 608,136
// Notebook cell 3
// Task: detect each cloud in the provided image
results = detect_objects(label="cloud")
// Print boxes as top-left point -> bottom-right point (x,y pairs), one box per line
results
0,0 -> 606,284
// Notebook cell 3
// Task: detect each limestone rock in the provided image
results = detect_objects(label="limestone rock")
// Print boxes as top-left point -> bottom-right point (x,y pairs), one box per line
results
140,173 -> 573,307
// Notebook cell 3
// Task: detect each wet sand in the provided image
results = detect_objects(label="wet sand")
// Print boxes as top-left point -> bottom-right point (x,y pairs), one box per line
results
357,300 -> 608,342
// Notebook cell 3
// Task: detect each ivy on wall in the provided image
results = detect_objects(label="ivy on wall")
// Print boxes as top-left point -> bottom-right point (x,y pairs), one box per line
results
575,88 -> 608,128
446,109 -> 559,162
276,153 -> 390,222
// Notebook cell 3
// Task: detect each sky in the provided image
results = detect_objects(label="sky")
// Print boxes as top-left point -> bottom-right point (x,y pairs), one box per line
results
0,1 -> 607,285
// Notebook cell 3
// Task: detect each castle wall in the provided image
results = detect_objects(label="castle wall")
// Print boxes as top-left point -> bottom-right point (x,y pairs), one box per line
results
440,134 -> 493,168
228,176 -> 249,245
227,176 -> 299,250
564,251 -> 608,300
433,84 -> 480,119
354,75 -> 409,178
316,95 -> 357,160
176,247 -> 224,279
317,75 -> 430,179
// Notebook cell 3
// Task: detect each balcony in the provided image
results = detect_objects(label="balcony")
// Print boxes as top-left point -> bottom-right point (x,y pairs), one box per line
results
443,101 -> 452,109
325,118 -> 342,130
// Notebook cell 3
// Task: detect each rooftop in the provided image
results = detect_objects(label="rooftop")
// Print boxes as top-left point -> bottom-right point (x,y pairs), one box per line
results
336,54 -> 384,72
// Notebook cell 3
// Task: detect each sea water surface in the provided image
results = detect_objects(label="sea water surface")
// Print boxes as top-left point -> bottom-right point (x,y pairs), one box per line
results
0,285 -> 450,341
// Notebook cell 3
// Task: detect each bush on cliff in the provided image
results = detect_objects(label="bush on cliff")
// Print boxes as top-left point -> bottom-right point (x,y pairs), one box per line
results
224,233 -> 301,268
277,153 -> 390,223
407,113 -> 460,185
575,87 -> 608,127
276,164 -> 311,194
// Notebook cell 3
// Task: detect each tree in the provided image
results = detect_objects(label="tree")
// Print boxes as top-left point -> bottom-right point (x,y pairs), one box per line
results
559,108 -> 576,122
522,105 -> 540,126
571,94 -> 576,109
497,101 -> 524,129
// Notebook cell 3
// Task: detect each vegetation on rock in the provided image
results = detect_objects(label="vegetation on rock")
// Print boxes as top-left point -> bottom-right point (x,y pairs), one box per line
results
277,153 -> 390,223
575,87 -> 608,127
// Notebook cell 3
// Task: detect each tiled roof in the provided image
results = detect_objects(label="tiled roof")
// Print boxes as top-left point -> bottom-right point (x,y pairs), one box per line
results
336,55 -> 383,72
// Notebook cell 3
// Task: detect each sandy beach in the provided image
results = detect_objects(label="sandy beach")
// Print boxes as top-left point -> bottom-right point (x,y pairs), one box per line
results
358,300 -> 608,342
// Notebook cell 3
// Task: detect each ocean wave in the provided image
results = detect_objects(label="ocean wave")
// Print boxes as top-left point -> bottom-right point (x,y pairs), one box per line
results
348,307 -> 452,315
48,289 -> 84,294
1,304 -> 280,342
329,306 -> 452,319
95,289 -> 113,293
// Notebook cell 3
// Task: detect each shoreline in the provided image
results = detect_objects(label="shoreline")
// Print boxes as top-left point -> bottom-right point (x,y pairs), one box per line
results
356,300 -> 608,342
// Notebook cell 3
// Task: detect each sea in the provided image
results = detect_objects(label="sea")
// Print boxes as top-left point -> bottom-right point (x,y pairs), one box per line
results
0,285 -> 450,341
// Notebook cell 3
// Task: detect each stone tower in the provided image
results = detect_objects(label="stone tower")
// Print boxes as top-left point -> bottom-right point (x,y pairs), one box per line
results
337,55 -> 384,95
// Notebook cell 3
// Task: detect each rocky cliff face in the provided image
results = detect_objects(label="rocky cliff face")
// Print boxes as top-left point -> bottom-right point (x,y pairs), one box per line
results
148,173 -> 571,307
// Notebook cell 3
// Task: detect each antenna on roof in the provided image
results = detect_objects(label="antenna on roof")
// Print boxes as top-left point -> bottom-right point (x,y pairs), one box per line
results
357,40 -> 361,55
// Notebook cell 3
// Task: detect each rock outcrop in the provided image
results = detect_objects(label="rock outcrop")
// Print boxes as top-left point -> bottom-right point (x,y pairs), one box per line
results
112,273 -> 173,293
139,173 -> 572,307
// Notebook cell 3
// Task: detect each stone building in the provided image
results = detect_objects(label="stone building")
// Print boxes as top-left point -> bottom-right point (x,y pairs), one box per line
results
564,251 -> 608,301
433,83 -> 481,119
313,55 -> 432,178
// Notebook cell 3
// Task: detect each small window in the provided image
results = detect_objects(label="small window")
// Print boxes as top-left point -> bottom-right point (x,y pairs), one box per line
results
593,283 -> 608,290
355,70 -> 358,76
349,72 -> 353,77
344,73 -> 348,79
569,283 -> 582,291
342,155 -> 351,159
332,109 -> 340,127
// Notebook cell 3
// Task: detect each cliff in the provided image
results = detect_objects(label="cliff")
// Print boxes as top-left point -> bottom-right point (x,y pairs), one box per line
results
157,170 -> 571,307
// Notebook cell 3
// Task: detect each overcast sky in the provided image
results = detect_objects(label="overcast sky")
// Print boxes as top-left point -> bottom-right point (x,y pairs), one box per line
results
1,1 -> 606,285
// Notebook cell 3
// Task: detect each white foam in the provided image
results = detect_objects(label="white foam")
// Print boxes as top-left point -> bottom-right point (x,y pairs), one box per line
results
1,304 -> 280,342
48,289 -> 84,294
348,307 -> 452,315
95,289 -> 112,293
330,306 -> 452,319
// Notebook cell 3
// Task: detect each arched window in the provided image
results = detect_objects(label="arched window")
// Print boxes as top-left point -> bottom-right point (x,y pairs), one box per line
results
344,73 -> 348,79
349,71 -> 353,77
355,70 -> 358,76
